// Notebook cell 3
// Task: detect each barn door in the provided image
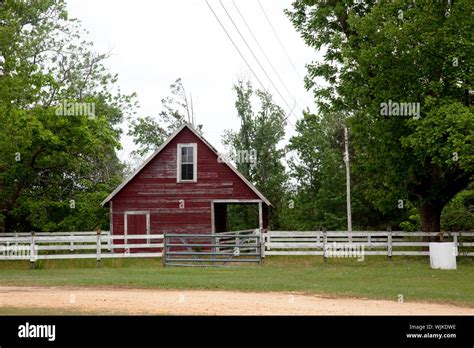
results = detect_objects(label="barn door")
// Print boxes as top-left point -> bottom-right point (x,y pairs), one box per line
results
124,211 -> 150,252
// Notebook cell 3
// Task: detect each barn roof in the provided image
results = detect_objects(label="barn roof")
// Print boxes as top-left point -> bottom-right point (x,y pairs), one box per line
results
101,123 -> 271,206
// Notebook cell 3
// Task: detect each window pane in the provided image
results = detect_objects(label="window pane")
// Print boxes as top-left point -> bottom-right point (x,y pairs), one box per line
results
181,146 -> 193,163
187,147 -> 193,162
181,164 -> 194,180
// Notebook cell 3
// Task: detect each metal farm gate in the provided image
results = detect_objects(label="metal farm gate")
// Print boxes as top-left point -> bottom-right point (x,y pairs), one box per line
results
163,229 -> 262,267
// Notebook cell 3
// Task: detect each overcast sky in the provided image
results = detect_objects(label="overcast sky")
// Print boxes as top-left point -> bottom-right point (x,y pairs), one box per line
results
67,0 -> 321,163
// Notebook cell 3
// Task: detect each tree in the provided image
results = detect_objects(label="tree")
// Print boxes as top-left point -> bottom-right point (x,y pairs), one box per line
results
286,0 -> 473,234
286,112 -> 346,230
0,0 -> 134,232
286,110 -> 413,231
223,81 -> 287,229
128,78 -> 202,158
441,185 -> 474,232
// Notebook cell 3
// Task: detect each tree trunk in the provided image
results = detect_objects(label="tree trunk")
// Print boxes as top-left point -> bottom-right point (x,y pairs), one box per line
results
420,201 -> 442,242
0,214 -> 5,234
3,212 -> 13,233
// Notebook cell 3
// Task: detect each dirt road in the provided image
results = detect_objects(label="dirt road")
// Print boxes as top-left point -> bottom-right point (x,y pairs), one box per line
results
1,286 -> 472,315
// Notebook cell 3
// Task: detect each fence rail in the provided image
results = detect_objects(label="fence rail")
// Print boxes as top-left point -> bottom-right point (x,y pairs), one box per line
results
164,231 -> 262,267
264,230 -> 474,257
215,229 -> 259,254
0,231 -> 164,267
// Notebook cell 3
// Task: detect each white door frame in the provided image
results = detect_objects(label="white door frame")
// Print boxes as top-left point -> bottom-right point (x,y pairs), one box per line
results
210,199 -> 263,233
124,210 -> 150,244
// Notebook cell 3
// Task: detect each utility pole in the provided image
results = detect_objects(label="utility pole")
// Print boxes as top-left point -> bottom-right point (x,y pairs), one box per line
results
344,127 -> 352,242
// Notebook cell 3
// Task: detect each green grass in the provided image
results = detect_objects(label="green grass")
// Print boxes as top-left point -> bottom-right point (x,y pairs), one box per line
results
0,256 -> 473,307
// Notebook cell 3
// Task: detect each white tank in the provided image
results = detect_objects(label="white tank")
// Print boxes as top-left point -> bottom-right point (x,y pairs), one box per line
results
429,242 -> 457,270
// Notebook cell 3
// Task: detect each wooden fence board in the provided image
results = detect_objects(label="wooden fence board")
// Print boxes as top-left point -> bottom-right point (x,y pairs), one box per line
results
265,230 -> 473,257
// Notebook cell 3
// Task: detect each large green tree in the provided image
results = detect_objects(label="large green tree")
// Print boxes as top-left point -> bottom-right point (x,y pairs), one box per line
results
223,81 -> 288,229
0,0 -> 134,232
286,0 -> 473,233
285,112 -> 346,230
285,110 -> 402,231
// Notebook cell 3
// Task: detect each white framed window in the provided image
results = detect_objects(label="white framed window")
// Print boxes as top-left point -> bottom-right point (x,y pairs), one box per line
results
177,143 -> 197,182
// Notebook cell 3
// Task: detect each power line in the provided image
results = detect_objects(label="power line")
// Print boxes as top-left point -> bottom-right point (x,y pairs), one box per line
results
205,0 -> 268,97
219,0 -> 301,128
219,0 -> 295,115
231,0 -> 304,115
258,0 -> 303,83
205,0 -> 298,131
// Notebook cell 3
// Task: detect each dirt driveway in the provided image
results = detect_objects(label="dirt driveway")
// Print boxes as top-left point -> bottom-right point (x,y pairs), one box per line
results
1,286 -> 473,315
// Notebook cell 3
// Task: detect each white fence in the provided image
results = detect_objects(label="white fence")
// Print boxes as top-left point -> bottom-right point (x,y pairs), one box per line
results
264,231 -> 474,257
0,231 -> 164,267
1,230 -> 473,267
1,231 -> 114,253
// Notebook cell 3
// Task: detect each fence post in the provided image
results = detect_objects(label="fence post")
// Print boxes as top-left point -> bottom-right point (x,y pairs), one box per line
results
107,230 -> 112,251
163,234 -> 167,267
453,232 -> 458,257
96,228 -> 101,268
323,228 -> 328,262
387,227 -> 392,260
29,232 -> 36,270
261,229 -> 266,260
70,232 -> 74,252
257,229 -> 263,264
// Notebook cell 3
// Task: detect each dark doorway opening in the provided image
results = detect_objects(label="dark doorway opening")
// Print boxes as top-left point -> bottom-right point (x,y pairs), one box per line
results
212,201 -> 268,233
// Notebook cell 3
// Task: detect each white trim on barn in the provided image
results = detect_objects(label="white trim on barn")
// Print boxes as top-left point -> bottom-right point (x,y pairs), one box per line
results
109,201 -> 113,252
212,199 -> 263,204
101,123 -> 271,207
211,201 -> 215,234
210,199 -> 264,235
176,143 -> 197,183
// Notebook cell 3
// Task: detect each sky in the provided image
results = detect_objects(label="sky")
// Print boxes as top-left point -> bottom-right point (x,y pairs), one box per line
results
67,0 -> 321,163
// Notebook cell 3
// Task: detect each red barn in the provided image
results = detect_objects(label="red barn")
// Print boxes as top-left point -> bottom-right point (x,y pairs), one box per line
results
101,123 -> 270,251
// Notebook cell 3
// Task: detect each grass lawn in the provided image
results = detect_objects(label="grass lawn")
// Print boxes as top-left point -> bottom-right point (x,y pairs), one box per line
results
0,256 -> 473,307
